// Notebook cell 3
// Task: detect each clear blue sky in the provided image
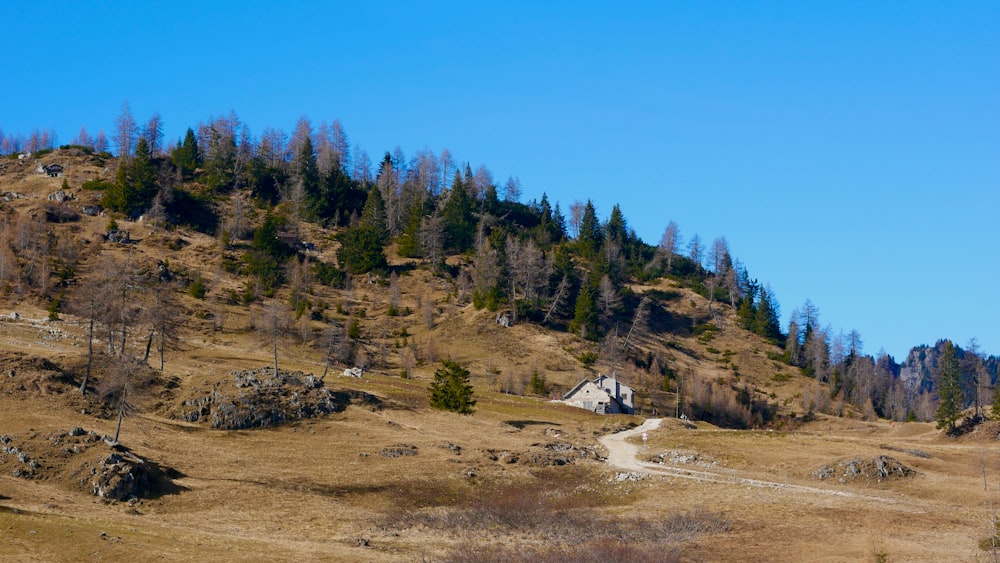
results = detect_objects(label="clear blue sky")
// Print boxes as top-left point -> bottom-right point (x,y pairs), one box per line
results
5,1 -> 999,360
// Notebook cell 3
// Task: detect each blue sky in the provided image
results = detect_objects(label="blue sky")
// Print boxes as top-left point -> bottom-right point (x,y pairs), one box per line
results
5,2 -> 999,360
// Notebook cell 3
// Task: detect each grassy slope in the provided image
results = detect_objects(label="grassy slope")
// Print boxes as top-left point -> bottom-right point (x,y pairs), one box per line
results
1,149 -> 998,561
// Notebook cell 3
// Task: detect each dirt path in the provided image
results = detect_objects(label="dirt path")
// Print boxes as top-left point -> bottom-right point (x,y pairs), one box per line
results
599,418 -> 904,502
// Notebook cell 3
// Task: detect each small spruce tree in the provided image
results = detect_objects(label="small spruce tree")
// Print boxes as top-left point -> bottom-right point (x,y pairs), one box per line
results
429,359 -> 476,414
935,341 -> 963,432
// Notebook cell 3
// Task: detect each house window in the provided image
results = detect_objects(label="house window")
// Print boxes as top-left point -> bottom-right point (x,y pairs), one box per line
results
583,401 -> 593,410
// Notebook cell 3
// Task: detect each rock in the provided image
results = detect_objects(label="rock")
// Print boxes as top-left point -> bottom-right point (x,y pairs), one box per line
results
815,455 -> 916,483
178,367 -> 379,430
91,451 -> 153,501
69,427 -> 86,436
47,190 -> 69,203
440,442 -> 462,454
612,472 -> 645,483
380,445 -> 418,458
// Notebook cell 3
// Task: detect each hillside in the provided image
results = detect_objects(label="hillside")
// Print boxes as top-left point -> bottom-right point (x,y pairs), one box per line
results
2,148 -> 1000,561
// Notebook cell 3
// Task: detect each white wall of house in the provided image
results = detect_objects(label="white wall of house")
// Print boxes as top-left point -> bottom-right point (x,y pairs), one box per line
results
563,381 -> 616,413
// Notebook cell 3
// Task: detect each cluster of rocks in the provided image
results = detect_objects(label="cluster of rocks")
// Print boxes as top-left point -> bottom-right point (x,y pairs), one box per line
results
89,451 -> 153,501
47,189 -> 72,202
2,427 -> 170,501
2,435 -> 41,478
177,367 -> 381,430
646,449 -> 719,468
380,444 -> 419,458
815,455 -> 917,483
611,471 -> 645,483
484,441 -> 605,467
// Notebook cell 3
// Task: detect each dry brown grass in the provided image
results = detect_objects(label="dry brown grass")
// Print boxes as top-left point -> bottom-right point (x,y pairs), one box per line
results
2,151 -> 1000,561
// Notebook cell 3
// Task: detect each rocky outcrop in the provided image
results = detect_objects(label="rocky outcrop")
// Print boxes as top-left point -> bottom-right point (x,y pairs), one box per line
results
177,367 -> 381,430
484,441 -> 604,467
90,451 -> 153,501
815,455 -> 918,483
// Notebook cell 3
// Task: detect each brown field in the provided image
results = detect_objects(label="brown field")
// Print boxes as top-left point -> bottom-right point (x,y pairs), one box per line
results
2,150 -> 999,561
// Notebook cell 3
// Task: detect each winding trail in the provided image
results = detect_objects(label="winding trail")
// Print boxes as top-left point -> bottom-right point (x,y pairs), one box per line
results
599,418 -> 903,502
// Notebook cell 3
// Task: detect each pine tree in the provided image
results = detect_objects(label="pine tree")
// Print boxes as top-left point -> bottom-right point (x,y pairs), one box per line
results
429,359 -> 476,414
577,200 -> 602,257
294,136 -> 321,216
359,185 -> 389,244
571,276 -> 599,340
442,171 -> 474,252
935,340 -> 963,432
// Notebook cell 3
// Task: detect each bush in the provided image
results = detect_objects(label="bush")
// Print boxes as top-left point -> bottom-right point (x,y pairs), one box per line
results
313,261 -> 346,287
188,275 -> 207,299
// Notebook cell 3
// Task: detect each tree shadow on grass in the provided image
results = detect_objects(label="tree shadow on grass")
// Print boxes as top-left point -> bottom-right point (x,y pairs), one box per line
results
505,420 -> 561,429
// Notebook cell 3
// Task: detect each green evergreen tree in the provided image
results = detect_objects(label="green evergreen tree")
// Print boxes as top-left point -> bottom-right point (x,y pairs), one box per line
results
359,185 -> 389,244
130,137 -> 157,207
935,340 -> 963,432
577,200 -> 602,257
203,127 -> 235,192
442,171 -> 475,252
337,226 -> 387,275
429,359 -> 476,414
396,197 -> 424,258
102,137 -> 156,215
529,370 -> 547,395
294,136 -> 321,215
752,286 -> 782,340
737,294 -> 756,331
171,128 -> 201,179
571,276 -> 599,340
605,204 -> 627,245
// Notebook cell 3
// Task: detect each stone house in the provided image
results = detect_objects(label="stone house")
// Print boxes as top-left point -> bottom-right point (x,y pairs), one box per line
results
561,374 -> 635,414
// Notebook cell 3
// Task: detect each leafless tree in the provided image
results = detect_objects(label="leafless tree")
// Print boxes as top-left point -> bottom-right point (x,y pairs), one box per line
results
569,200 -> 585,240
507,236 -> 549,309
98,355 -> 155,445
543,275 -> 571,324
144,112 -> 164,155
472,238 -> 501,300
258,301 -> 291,375
330,119 -> 350,171
422,290 -> 436,328
504,175 -> 522,202
114,101 -> 138,159
73,126 -> 92,148
67,264 -> 112,395
439,148 -> 454,190
598,274 -> 622,316
384,271 -> 399,313
94,129 -> 109,153
419,214 -> 445,267
658,221 -> 681,273
288,115 -> 313,162
688,234 -> 703,270
622,296 -> 651,352
352,146 -> 372,183
142,281 -> 182,371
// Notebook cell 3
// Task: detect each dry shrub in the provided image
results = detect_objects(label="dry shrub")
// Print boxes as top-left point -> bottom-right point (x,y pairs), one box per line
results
382,469 -> 729,549
444,539 -> 682,563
